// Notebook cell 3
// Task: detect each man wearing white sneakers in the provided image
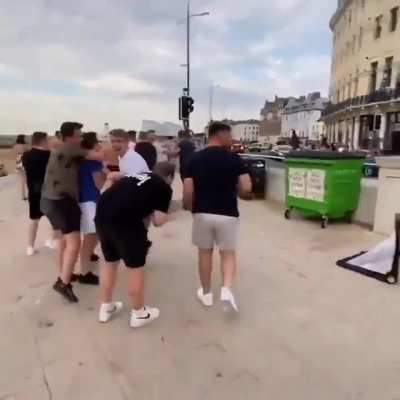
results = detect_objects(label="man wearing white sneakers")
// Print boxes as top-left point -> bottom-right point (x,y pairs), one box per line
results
95,162 -> 174,328
183,122 -> 252,312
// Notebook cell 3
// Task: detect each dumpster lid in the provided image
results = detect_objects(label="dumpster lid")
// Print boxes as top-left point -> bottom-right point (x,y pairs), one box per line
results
286,151 -> 366,160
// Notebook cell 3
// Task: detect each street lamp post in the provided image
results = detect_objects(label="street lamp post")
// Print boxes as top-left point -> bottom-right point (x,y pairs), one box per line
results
183,1 -> 210,130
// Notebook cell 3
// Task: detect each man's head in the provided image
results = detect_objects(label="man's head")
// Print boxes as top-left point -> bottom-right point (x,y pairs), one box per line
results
81,131 -> 99,151
139,130 -> 157,144
31,132 -> 49,149
60,122 -> 83,145
208,122 -> 232,147
109,129 -> 129,156
153,161 -> 176,185
127,130 -> 137,143
135,141 -> 157,171
178,130 -> 191,140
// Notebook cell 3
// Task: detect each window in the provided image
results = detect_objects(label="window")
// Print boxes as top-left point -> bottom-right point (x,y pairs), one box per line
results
349,10 -> 352,26
358,27 -> 363,49
383,57 -> 393,88
361,0 -> 366,9
352,35 -> 356,54
370,62 -> 378,92
375,15 -> 383,39
390,7 -> 399,32
354,69 -> 359,97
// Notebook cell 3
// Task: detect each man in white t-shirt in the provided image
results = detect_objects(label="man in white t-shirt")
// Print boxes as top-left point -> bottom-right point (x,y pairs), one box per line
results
109,129 -> 150,175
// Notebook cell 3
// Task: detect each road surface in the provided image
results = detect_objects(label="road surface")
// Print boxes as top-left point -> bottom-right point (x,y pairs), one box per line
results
0,176 -> 398,400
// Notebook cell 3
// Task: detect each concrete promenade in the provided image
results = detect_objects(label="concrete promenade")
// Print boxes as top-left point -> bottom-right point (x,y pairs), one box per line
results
0,176 -> 399,400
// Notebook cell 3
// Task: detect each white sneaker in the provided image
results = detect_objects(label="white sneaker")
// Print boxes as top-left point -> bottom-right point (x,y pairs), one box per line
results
197,288 -> 213,307
26,246 -> 36,256
98,302 -> 123,323
130,306 -> 160,328
45,239 -> 56,250
220,287 -> 239,313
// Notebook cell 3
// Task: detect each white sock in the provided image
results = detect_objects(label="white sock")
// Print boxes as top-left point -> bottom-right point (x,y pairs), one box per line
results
101,303 -> 115,312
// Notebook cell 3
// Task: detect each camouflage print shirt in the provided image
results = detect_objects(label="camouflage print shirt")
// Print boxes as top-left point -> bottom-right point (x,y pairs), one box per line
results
42,144 -> 87,200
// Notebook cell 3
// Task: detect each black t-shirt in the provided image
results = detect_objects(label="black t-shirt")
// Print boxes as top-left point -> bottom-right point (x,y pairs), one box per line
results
186,146 -> 248,217
178,139 -> 195,172
22,148 -> 51,195
135,142 -> 157,171
95,173 -> 172,228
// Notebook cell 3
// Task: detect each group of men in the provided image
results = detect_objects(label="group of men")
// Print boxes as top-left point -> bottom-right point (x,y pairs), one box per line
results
21,121 -> 252,328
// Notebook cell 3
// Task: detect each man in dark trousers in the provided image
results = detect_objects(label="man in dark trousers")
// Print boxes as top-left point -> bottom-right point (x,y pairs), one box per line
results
177,130 -> 196,181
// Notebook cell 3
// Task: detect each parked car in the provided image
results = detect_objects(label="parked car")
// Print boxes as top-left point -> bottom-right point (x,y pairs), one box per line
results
272,144 -> 292,155
231,143 -> 245,154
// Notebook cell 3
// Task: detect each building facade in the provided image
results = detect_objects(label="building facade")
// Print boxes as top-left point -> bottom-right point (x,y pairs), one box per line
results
222,119 -> 260,142
323,0 -> 400,153
259,96 -> 290,142
281,92 -> 328,140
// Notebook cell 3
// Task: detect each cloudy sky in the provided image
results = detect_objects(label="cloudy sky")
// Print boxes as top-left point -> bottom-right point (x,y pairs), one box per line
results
0,0 -> 337,134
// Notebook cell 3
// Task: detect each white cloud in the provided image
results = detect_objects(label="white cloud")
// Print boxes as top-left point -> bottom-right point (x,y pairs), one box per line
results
80,73 -> 161,95
0,0 -> 337,133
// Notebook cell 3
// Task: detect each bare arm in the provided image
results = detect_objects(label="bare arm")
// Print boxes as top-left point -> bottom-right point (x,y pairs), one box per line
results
151,211 -> 168,227
238,174 -> 253,200
183,178 -> 194,211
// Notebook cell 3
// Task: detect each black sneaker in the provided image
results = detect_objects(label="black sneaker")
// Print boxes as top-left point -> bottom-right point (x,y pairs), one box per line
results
78,272 -> 99,285
53,278 -> 79,303
71,274 -> 79,282
90,253 -> 100,262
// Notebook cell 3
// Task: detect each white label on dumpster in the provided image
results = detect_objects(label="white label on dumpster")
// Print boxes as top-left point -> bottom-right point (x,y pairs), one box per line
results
288,168 -> 307,198
306,169 -> 325,202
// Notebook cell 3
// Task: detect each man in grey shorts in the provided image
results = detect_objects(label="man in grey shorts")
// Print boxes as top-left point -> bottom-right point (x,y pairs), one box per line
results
183,122 -> 252,312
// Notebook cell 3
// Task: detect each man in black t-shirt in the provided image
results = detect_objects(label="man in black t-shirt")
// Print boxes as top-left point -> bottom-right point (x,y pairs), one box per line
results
183,122 -> 252,313
95,162 -> 174,328
178,130 -> 195,180
22,132 -> 53,256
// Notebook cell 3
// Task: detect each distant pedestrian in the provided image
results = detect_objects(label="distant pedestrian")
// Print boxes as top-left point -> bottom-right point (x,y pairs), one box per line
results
127,130 -> 137,150
14,134 -> 28,200
135,141 -> 157,171
95,162 -> 174,328
22,132 -> 56,255
41,122 -> 104,303
290,129 -> 300,150
76,132 -> 107,285
183,122 -> 252,313
177,130 -> 195,181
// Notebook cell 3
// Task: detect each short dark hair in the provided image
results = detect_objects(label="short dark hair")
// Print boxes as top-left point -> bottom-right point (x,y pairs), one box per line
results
31,132 -> 48,146
208,122 -> 231,137
109,129 -> 128,140
60,122 -> 83,141
81,132 -> 98,150
127,130 -> 137,141
135,141 -> 157,171
153,161 -> 176,180
15,134 -> 26,145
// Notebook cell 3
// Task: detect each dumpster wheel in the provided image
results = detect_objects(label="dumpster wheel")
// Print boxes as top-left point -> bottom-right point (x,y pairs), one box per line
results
321,216 -> 328,229
284,209 -> 291,220
386,275 -> 397,284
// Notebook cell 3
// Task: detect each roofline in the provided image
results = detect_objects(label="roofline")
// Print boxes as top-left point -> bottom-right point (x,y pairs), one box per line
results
330,0 -> 353,31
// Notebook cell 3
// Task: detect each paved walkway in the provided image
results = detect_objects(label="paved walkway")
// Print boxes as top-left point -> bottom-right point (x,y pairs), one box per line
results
0,176 -> 398,400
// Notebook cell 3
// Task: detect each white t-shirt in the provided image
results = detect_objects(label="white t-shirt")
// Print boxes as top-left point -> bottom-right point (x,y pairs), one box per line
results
119,149 -> 150,176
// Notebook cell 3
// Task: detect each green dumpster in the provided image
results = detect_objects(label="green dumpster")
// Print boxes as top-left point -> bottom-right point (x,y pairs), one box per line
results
284,151 -> 366,228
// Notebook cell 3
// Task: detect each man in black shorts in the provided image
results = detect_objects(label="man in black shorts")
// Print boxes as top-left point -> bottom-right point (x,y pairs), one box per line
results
42,122 -> 103,303
22,131 -> 54,255
95,162 -> 174,328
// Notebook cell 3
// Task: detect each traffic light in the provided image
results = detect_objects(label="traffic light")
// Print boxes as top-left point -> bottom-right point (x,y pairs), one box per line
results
179,96 -> 195,120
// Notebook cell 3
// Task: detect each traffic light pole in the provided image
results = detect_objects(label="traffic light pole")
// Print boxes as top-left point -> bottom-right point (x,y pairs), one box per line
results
185,0 -> 191,130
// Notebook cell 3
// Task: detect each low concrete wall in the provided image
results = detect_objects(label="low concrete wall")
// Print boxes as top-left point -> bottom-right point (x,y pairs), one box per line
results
265,166 -> 378,227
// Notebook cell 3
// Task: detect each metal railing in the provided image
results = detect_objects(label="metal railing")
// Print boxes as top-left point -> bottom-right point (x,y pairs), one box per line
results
322,87 -> 400,117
